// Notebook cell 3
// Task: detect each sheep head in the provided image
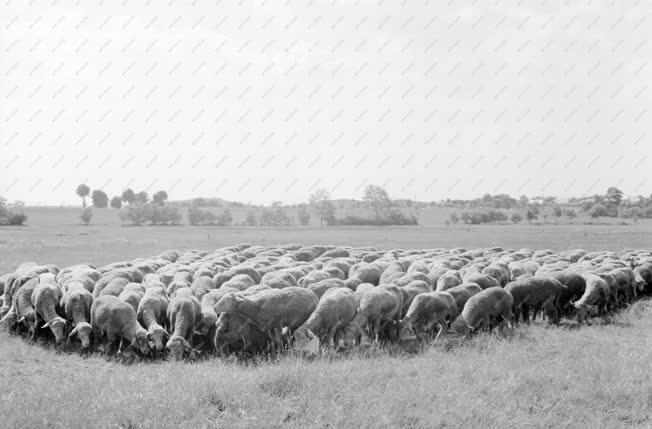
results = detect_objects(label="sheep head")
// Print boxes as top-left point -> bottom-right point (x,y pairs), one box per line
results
293,327 -> 319,355
198,311 -> 218,336
43,316 -> 67,343
131,329 -> 150,355
166,335 -> 191,361
69,322 -> 92,349
573,302 -> 597,322
147,325 -> 168,351
398,319 -> 417,340
215,312 -> 230,334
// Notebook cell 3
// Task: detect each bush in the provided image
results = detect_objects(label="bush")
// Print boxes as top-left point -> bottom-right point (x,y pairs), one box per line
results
259,208 -> 292,226
217,209 -> 233,226
449,212 -> 460,224
510,213 -> 523,224
297,205 -> 311,226
6,213 -> 27,226
80,208 -> 93,225
588,203 -> 609,218
187,206 -> 216,226
460,209 -> 509,224
120,204 -> 181,226
332,211 -> 418,226
120,204 -> 151,226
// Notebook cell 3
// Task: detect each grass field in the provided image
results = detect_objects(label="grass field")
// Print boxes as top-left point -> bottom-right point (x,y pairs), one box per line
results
1,217 -> 651,428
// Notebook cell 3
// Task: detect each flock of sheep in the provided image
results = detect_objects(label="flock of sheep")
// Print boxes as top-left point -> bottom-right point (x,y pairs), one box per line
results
0,244 -> 650,360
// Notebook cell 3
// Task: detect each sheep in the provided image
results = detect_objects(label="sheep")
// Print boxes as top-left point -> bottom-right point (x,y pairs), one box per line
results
354,283 -> 376,306
348,264 -> 382,285
504,277 -> 567,324
633,263 -> 652,293
197,287 -> 239,337
462,273 -> 501,290
215,287 -> 318,344
31,278 -> 67,344
91,295 -> 149,355
307,278 -> 346,298
260,270 -> 297,289
98,277 -> 130,298
292,288 -> 357,353
481,264 -> 510,286
118,283 -> 145,313
190,276 -> 216,300
213,312 -> 273,355
1,277 -> 39,335
573,274 -> 610,323
166,294 -> 201,360
451,287 -> 514,335
536,271 -> 586,314
399,280 -> 430,317
445,282 -> 483,313
400,291 -> 459,340
434,270 -> 462,291
61,283 -> 94,349
350,286 -> 402,343
136,287 -> 170,352
297,270 -> 331,288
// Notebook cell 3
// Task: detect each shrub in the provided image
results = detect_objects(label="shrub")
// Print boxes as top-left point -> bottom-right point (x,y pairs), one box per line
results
120,204 -> 150,226
460,209 -> 509,224
217,209 -> 233,226
332,211 -> 418,226
6,213 -> 27,226
187,206 -> 216,226
297,205 -> 311,226
243,211 -> 257,226
80,208 -> 93,225
110,196 -> 122,209
259,208 -> 292,226
449,212 -> 460,224
121,204 -> 181,226
588,203 -> 609,218
510,213 -> 523,224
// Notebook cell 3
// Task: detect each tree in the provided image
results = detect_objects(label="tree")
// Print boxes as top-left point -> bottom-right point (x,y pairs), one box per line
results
76,184 -> 90,208
526,208 -> 537,223
449,212 -> 460,224
110,196 -> 122,209
135,191 -> 149,204
218,208 -> 233,226
309,188 -> 336,227
297,204 -> 311,226
589,203 -> 609,218
553,206 -> 562,223
518,195 -> 529,208
565,208 -> 577,222
152,190 -> 168,205
122,188 -> 136,205
91,190 -> 108,208
80,208 -> 93,225
460,212 -> 471,224
363,184 -> 391,224
605,187 -> 623,207
511,213 -> 523,223
244,210 -> 257,226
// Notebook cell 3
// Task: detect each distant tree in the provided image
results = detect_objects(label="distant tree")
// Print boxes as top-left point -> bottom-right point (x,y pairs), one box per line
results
510,213 -> 523,224
244,210 -> 257,226
297,204 -> 311,226
542,214 -> 549,223
110,196 -> 122,209
526,208 -> 537,223
565,208 -> 577,221
449,212 -> 460,224
553,206 -> 562,222
218,208 -> 233,226
363,184 -> 391,224
605,187 -> 624,207
152,190 -> 168,205
309,188 -> 336,227
460,211 -> 471,224
589,203 -> 609,218
122,188 -> 136,205
518,195 -> 529,208
80,207 -> 93,225
76,184 -> 90,208
135,191 -> 149,204
91,190 -> 109,208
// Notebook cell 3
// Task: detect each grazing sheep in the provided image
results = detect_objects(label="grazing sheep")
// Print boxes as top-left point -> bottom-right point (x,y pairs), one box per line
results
213,313 -> 273,355
293,288 -> 357,353
297,270 -> 331,288
197,287 -> 239,337
451,287 -> 514,334
574,274 -> 610,323
190,276 -> 216,300
2,278 -> 39,335
166,295 -> 201,360
445,282 -> 483,313
98,277 -> 130,298
91,295 -> 149,355
351,286 -> 402,342
31,278 -> 67,344
633,263 -> 652,293
434,270 -> 462,292
307,278 -> 346,299
504,277 -> 566,324
537,271 -> 586,314
462,273 -> 501,290
136,287 -> 170,352
481,264 -> 510,286
399,280 -> 430,317
400,292 -> 458,340
118,284 -> 145,314
348,264 -> 382,285
215,287 -> 318,343
61,283 -> 94,349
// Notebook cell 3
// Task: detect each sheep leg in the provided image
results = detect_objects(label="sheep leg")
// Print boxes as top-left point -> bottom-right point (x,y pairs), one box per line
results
434,322 -> 446,341
522,305 -> 530,324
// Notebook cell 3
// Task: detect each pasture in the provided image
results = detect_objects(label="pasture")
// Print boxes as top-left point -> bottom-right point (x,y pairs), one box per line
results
1,220 -> 651,428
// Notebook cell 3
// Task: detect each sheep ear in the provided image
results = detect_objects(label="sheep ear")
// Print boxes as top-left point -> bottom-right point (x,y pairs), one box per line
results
281,327 -> 291,337
68,326 -> 78,338
307,329 -> 317,340
18,316 -> 26,323
42,321 -> 50,328
146,332 -> 151,340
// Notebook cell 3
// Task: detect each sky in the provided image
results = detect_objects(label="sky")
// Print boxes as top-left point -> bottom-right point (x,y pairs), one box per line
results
1,1 -> 651,205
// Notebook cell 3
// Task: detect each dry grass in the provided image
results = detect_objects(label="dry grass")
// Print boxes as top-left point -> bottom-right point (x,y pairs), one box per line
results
1,301 -> 650,429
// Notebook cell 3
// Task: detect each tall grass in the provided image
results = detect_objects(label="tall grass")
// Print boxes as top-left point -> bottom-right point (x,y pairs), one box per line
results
1,301 -> 650,428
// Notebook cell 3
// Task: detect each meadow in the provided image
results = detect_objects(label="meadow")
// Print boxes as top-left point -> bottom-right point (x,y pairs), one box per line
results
1,209 -> 651,428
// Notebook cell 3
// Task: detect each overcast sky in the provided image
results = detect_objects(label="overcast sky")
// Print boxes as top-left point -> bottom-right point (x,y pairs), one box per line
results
1,1 -> 650,205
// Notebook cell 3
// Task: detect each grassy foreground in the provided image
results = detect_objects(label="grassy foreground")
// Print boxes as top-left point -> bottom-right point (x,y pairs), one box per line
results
1,301 -> 650,429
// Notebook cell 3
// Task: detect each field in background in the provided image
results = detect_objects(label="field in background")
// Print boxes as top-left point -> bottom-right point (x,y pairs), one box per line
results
1,217 -> 651,428
21,205 -> 643,227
